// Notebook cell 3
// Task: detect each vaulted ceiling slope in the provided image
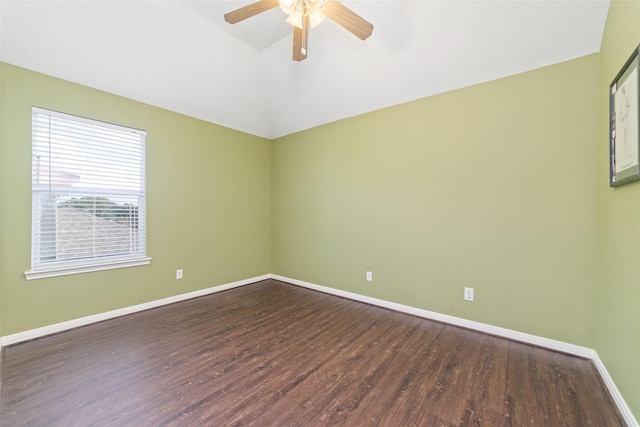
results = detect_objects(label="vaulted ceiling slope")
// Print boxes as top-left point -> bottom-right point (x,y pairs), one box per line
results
0,0 -> 610,139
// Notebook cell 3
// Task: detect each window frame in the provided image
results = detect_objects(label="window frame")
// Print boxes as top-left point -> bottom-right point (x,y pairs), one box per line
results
25,107 -> 151,280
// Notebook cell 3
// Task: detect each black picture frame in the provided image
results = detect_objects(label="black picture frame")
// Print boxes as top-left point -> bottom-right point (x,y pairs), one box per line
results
610,43 -> 640,187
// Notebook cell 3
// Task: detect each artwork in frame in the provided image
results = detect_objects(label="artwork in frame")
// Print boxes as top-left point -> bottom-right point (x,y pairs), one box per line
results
610,43 -> 640,187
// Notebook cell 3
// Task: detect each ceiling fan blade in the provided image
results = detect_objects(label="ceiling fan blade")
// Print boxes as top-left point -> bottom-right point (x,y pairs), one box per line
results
323,0 -> 373,40
292,14 -> 310,61
224,0 -> 280,24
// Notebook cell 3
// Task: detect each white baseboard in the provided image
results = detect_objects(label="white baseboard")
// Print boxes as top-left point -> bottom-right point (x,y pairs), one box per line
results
271,274 -> 593,357
271,274 -> 638,427
0,274 -> 271,347
591,351 -> 640,427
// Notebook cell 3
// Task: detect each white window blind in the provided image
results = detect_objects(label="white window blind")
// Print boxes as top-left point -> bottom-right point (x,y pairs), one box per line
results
26,107 -> 150,280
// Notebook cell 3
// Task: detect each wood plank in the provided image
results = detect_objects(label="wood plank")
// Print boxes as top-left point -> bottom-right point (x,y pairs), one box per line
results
0,280 -> 625,426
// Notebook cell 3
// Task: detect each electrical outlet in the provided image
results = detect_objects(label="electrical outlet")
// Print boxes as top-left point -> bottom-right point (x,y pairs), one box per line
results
176,269 -> 183,280
366,271 -> 373,282
464,287 -> 474,301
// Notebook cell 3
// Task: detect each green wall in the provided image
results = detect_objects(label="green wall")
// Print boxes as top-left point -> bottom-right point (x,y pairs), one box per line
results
0,60 -> 4,339
596,0 -> 640,420
0,63 -> 272,335
272,54 -> 600,347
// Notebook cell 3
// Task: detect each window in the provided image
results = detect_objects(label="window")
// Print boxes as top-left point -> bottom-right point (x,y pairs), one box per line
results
25,107 -> 150,280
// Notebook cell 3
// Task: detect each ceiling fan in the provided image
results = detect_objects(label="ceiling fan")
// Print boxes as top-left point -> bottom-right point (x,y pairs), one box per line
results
224,0 -> 374,61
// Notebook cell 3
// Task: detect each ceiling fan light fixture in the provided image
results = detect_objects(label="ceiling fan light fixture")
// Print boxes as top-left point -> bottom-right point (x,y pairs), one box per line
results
282,0 -> 326,28
279,0 -> 296,15
308,11 -> 326,28
286,9 -> 304,29
304,0 -> 325,14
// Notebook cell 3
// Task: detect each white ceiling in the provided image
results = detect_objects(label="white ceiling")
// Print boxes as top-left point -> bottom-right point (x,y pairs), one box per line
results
0,0 -> 610,139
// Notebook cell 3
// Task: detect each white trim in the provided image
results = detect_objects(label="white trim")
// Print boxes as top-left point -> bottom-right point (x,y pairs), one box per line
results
271,274 -> 593,357
592,351 -> 640,427
32,106 -> 147,136
25,257 -> 152,280
1,274 -> 270,347
271,274 -> 638,426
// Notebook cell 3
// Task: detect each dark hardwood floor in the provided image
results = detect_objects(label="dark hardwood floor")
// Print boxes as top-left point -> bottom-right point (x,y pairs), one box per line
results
0,280 -> 625,426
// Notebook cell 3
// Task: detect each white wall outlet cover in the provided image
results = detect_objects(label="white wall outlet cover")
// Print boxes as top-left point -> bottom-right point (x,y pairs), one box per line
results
464,287 -> 474,301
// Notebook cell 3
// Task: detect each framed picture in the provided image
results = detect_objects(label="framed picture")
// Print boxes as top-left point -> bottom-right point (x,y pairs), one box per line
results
610,43 -> 640,187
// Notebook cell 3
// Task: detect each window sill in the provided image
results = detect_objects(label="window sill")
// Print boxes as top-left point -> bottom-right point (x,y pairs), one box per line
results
24,257 -> 152,280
